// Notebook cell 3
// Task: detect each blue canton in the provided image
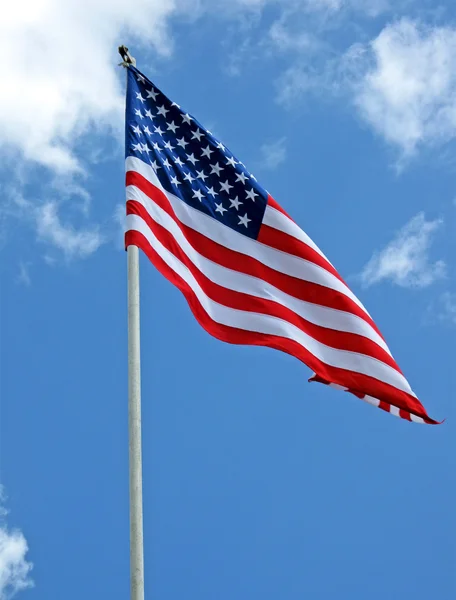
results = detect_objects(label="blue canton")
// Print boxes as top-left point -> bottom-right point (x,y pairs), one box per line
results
126,66 -> 268,240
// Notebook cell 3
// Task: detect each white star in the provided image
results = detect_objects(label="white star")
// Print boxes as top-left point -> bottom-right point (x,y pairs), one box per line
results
192,188 -> 204,201
151,160 -> 161,171
132,124 -> 142,135
171,175 -> 181,187
196,170 -> 208,181
206,186 -> 218,198
229,196 -> 242,210
171,101 -> 180,108
157,105 -> 169,117
210,162 -> 223,176
215,202 -> 227,215
186,153 -> 199,165
216,141 -> 226,151
136,73 -> 146,83
141,143 -> 151,155
143,125 -> 152,135
177,137 -> 188,149
235,172 -> 247,184
219,180 -> 233,194
164,141 -> 175,151
145,109 -> 154,120
163,158 -> 171,169
175,157 -> 184,167
167,121 -> 179,133
136,92 -> 145,103
238,213 -> 251,228
250,174 -> 257,181
152,142 -> 162,152
146,88 -> 158,100
154,125 -> 164,136
183,172 -> 195,183
134,109 -> 144,120
182,113 -> 192,125
226,156 -> 237,168
245,188 -> 258,202
201,145 -> 213,159
191,128 -> 204,141
132,142 -> 143,153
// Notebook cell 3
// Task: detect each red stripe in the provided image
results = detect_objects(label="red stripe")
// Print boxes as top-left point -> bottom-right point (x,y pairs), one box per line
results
399,409 -> 412,422
126,170 -> 382,337
127,200 -> 400,369
378,401 -> 391,413
125,228 -> 438,424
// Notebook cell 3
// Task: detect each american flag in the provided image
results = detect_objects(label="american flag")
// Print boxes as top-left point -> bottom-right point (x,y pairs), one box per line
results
124,66 -> 438,425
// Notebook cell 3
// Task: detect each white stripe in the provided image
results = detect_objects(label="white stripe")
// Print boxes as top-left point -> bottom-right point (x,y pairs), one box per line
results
127,183 -> 392,355
389,405 -> 400,417
410,414 -> 425,424
362,395 -> 381,408
127,212 -> 415,396
126,157 -> 367,313
328,383 -> 348,391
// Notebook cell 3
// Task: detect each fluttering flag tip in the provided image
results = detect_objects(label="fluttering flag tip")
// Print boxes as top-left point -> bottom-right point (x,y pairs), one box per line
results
308,374 -> 442,424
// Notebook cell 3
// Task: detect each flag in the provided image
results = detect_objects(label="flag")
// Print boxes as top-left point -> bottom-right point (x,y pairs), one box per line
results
124,66 -> 438,424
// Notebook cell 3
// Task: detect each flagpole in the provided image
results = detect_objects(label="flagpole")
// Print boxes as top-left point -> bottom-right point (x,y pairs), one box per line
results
127,244 -> 144,600
119,46 -> 145,600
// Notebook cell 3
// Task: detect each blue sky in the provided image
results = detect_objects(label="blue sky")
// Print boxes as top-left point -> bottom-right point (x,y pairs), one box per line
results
1,0 -> 455,598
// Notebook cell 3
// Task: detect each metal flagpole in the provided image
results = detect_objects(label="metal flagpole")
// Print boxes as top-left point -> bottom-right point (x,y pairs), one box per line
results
119,46 -> 145,600
128,244 -> 144,600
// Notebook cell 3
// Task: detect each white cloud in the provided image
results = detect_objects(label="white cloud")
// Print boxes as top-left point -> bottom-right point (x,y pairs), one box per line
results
259,137 -> 287,169
35,203 -> 104,259
267,0 -> 391,58
274,16 -> 456,161
43,255 -> 57,267
351,19 -> 456,157
268,19 -> 322,55
437,292 -> 456,325
240,0 -> 389,13
0,0 -> 186,174
16,263 -> 31,287
360,212 -> 446,288
1,190 -> 103,259
276,65 -> 321,105
344,0 -> 390,16
0,488 -> 33,600
0,530 -> 32,600
113,204 -> 127,250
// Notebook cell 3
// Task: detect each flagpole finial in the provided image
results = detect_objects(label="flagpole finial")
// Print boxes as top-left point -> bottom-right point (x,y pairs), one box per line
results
118,45 -> 136,68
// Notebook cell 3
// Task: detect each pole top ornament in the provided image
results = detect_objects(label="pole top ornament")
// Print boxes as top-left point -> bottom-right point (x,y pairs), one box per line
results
118,46 -> 136,68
